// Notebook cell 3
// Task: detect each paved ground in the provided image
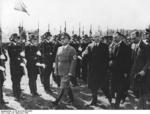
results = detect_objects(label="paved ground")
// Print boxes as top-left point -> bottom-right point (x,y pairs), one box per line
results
0,55 -> 150,110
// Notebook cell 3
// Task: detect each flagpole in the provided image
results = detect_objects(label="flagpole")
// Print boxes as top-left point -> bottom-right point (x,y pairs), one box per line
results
60,26 -> 62,34
79,22 -> 81,37
0,24 -> 2,44
72,26 -> 74,35
48,24 -> 50,32
82,26 -> 84,36
37,20 -> 40,43
64,21 -> 66,33
89,24 -> 92,37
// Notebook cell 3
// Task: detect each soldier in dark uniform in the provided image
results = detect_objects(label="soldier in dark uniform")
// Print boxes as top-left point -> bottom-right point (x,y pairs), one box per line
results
81,35 -> 90,83
0,41 -> 8,105
25,35 -> 44,96
69,34 -> 81,86
7,33 -> 25,100
40,32 -> 55,93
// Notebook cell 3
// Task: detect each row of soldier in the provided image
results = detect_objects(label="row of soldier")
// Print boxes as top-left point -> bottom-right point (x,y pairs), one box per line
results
0,28 -> 150,109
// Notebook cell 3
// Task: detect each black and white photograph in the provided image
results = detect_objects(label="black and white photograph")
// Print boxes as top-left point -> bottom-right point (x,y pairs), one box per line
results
1,0 -> 150,111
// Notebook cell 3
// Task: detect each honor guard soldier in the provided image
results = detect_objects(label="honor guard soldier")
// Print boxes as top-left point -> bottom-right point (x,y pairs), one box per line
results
70,34 -> 81,86
81,35 -> 90,83
25,35 -> 44,96
40,32 -> 55,93
0,41 -> 8,105
52,32 -> 77,106
7,33 -> 25,101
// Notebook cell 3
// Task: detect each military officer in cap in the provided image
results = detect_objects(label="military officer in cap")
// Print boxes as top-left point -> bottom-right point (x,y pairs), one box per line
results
25,35 -> 44,96
40,32 -> 55,93
52,32 -> 77,106
81,35 -> 90,83
7,33 -> 25,100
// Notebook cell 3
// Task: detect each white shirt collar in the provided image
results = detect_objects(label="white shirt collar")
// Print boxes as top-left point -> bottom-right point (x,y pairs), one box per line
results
63,44 -> 69,49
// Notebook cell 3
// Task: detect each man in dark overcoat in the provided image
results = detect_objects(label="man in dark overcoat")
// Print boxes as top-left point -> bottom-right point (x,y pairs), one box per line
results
82,34 -> 109,105
110,32 -> 132,108
130,30 -> 150,109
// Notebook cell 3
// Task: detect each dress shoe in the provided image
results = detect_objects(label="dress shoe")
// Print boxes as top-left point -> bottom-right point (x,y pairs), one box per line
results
45,89 -> 53,94
62,99 -> 74,105
114,103 -> 120,109
52,101 -> 58,106
32,93 -> 41,97
86,100 -> 97,106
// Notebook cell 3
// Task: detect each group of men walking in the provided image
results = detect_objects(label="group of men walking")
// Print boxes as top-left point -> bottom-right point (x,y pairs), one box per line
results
0,27 -> 150,109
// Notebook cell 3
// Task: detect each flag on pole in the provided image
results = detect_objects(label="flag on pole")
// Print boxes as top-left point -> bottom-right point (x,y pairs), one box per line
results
14,0 -> 29,16
89,25 -> 92,37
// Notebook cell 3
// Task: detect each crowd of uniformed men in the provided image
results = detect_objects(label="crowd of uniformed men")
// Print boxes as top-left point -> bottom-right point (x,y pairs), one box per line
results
0,27 -> 150,109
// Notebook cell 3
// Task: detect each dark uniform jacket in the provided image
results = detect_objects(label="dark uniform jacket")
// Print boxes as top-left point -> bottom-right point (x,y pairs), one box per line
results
40,41 -> 55,66
8,43 -> 25,77
25,43 -> 43,75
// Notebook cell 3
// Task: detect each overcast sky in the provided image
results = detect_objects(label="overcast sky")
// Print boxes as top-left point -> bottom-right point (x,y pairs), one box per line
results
1,0 -> 150,35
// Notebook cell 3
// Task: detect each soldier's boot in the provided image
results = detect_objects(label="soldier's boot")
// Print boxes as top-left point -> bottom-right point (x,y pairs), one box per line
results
29,78 -> 35,96
66,87 -> 74,103
32,80 -> 40,96
115,93 -> 121,109
52,88 -> 65,106
90,90 -> 98,106
40,73 -> 44,84
0,86 -> 5,105
12,82 -> 19,98
102,86 -> 112,104
44,74 -> 52,93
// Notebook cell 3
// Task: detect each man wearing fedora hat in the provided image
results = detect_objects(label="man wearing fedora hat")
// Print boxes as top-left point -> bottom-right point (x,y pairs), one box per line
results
130,30 -> 150,109
82,34 -> 109,106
